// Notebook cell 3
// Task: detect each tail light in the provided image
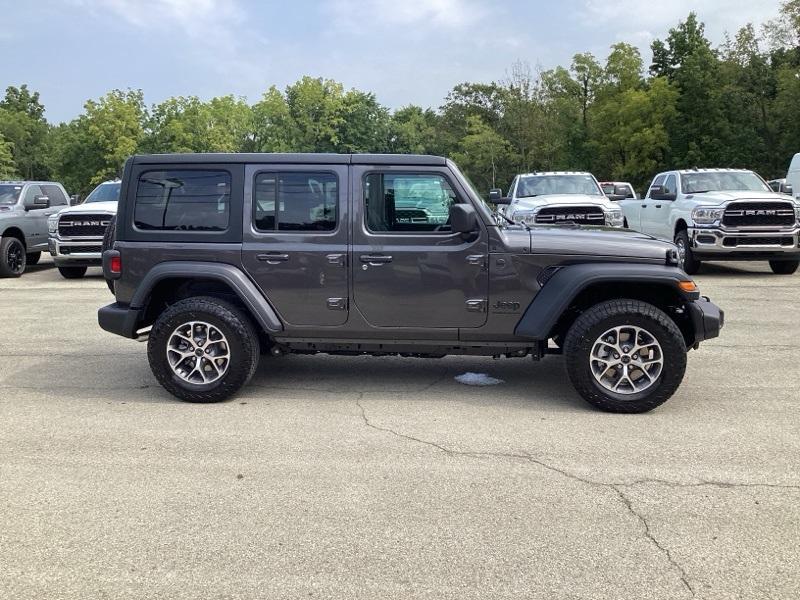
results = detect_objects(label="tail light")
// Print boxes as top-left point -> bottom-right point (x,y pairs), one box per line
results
110,255 -> 122,274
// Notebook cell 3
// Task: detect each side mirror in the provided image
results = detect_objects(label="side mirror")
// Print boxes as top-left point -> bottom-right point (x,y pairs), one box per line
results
449,204 -> 479,240
25,195 -> 50,210
780,182 -> 793,196
69,194 -> 80,206
488,188 -> 503,202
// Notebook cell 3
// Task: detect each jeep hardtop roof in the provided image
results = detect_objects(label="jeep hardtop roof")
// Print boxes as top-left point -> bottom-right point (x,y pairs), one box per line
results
129,153 -> 448,166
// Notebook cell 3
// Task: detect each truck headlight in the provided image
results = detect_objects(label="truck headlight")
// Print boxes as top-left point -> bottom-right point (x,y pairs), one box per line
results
691,207 -> 724,225
795,204 -> 800,224
605,208 -> 624,227
48,214 -> 59,234
511,210 -> 538,225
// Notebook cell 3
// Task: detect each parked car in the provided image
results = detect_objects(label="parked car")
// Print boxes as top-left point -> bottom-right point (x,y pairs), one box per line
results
785,153 -> 800,199
767,178 -> 788,193
98,153 -> 723,413
492,172 -> 625,228
0,180 -> 71,277
48,179 -> 120,279
600,181 -> 638,200
619,168 -> 800,275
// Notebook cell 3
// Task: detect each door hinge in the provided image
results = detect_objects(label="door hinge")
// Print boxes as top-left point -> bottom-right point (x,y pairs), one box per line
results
327,297 -> 348,311
326,253 -> 346,266
465,299 -> 487,313
466,254 -> 487,267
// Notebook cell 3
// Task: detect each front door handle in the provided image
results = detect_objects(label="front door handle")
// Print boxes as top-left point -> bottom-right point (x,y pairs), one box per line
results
655,204 -> 662,208
641,204 -> 647,208
360,254 -> 393,265
256,253 -> 289,264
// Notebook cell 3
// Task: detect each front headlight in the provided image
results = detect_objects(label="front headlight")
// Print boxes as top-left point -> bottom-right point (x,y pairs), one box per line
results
691,207 -> 724,225
511,210 -> 538,225
47,214 -> 59,234
605,208 -> 624,227
794,204 -> 800,224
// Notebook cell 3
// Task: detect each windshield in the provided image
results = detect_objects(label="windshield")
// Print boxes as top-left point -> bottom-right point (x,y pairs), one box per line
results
518,175 -> 603,198
681,171 -> 770,194
0,184 -> 23,204
84,182 -> 121,203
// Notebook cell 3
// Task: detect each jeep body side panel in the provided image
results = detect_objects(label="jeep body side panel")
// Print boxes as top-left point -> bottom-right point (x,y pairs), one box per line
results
129,261 -> 282,333
241,163 -> 351,327
514,263 -> 698,339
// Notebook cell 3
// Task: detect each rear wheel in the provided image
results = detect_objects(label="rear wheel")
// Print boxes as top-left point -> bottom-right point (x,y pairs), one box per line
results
147,296 -> 260,403
674,230 -> 701,274
769,260 -> 798,275
26,251 -> 41,265
0,237 -> 26,277
57,266 -> 87,279
563,299 -> 687,413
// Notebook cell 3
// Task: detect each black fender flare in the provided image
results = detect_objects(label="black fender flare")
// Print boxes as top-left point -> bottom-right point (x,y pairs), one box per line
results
130,261 -> 283,333
514,263 -> 698,339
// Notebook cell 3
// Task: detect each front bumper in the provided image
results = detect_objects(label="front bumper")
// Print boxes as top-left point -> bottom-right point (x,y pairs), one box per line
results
689,225 -> 800,259
687,297 -> 724,346
49,236 -> 103,266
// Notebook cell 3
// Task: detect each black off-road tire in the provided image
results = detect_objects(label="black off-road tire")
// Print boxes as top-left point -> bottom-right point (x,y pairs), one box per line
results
58,266 -> 88,279
675,230 -> 701,275
769,260 -> 798,275
147,296 -> 260,403
563,299 -> 687,413
26,251 -> 41,265
102,214 -> 117,293
0,237 -> 26,277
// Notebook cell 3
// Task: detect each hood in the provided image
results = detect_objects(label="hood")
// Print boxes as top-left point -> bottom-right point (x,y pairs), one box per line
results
686,190 -> 798,205
60,201 -> 118,215
530,225 -> 674,261
513,194 -> 613,208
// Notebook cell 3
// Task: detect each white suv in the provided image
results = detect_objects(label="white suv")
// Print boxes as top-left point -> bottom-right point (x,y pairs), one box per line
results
494,172 -> 625,228
620,169 -> 800,275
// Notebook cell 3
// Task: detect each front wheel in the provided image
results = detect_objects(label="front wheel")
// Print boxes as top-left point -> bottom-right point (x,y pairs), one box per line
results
147,296 -> 260,403
674,230 -> 701,274
769,260 -> 798,275
0,237 -> 26,277
563,299 -> 687,413
58,266 -> 87,279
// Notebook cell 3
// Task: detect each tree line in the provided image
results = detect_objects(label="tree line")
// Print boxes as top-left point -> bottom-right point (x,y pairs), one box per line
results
1,6 -> 799,197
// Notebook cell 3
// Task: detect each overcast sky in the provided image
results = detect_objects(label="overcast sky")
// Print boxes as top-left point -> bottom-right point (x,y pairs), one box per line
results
0,0 -> 784,123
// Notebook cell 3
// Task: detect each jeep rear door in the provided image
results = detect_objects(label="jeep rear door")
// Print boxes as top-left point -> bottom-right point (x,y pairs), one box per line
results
241,164 -> 349,327
351,165 -> 489,329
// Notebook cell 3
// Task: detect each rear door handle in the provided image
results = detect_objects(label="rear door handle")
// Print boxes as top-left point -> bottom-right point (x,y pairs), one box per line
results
257,253 -> 289,264
360,254 -> 393,265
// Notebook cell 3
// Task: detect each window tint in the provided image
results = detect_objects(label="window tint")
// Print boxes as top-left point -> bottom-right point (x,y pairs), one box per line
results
253,172 -> 337,232
22,185 -> 43,203
42,185 -> 68,206
664,174 -> 677,196
364,173 -> 458,233
134,170 -> 230,231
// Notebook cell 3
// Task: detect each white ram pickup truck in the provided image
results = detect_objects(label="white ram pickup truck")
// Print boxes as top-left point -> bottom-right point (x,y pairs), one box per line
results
491,172 -> 625,228
620,169 -> 800,275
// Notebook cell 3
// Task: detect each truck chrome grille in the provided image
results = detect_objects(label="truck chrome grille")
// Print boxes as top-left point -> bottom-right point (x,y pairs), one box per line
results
58,213 -> 113,238
535,206 -> 605,224
722,201 -> 795,227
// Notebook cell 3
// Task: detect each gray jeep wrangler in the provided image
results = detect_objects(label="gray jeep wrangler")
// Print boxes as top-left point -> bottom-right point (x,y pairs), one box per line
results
98,153 -> 723,413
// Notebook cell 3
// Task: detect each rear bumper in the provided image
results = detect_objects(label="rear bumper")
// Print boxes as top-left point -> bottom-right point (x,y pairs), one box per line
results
687,297 -> 724,346
98,302 -> 142,339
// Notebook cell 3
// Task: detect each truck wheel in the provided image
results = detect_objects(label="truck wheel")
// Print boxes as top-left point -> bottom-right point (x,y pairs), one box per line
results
563,299 -> 687,413
674,230 -> 701,274
101,215 -> 117,293
26,251 -> 41,265
147,296 -> 260,403
57,266 -> 87,279
0,237 -> 26,277
769,260 -> 798,275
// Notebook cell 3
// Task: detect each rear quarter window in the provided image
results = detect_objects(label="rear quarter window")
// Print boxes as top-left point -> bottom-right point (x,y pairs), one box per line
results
134,169 -> 231,232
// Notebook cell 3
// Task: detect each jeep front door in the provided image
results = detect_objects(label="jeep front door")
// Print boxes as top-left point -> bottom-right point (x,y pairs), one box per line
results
352,167 -> 489,329
242,165 -> 349,327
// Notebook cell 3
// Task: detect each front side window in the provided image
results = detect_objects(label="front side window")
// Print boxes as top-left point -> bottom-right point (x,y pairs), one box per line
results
254,172 -> 337,232
365,173 -> 458,233
664,175 -> 677,196
134,170 -> 230,232
42,185 -> 68,206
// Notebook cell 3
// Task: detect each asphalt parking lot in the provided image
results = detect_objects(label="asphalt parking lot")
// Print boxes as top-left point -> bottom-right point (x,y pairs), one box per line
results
1,256 -> 798,600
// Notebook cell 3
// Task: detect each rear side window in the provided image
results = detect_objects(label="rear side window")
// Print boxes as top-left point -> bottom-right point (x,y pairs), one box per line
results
253,172 -> 337,232
42,184 -> 68,206
134,170 -> 231,231
364,172 -> 458,233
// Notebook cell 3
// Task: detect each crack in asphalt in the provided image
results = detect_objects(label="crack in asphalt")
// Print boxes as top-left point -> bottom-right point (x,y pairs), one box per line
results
354,397 -> 798,597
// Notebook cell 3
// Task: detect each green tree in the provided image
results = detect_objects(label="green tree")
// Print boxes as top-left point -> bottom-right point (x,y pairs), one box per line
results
0,85 -> 50,179
451,115 -> 514,192
0,134 -> 16,178
388,105 -> 442,154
